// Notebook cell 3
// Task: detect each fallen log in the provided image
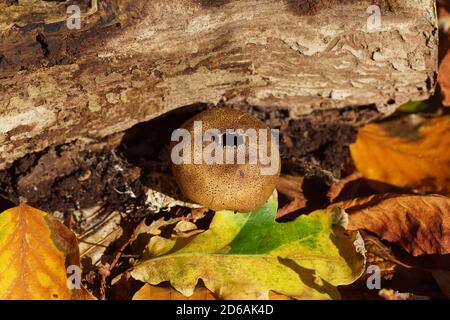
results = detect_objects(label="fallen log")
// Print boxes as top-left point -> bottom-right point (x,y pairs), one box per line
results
0,0 -> 438,172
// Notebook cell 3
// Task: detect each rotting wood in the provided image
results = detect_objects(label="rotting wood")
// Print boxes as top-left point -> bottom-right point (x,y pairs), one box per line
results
0,0 -> 438,170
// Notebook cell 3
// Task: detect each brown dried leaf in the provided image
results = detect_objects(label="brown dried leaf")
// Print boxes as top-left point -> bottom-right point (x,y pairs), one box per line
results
276,174 -> 307,218
333,194 -> 450,256
276,174 -> 304,200
327,172 -> 363,203
362,233 -> 411,277
432,270 -> 450,299
276,197 -> 307,219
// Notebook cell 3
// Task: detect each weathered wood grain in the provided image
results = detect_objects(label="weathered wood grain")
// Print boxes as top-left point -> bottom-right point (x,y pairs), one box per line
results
0,0 -> 438,170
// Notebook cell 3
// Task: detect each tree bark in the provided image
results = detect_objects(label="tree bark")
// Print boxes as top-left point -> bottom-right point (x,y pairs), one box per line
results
0,0 -> 438,170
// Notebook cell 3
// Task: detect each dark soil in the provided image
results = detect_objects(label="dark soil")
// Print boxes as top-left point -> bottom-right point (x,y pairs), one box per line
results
0,138 -> 148,223
239,104 -> 380,182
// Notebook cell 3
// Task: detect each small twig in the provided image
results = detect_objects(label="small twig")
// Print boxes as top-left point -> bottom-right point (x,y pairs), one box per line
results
110,218 -> 147,269
64,209 -> 74,230
78,240 -> 109,248
98,218 -> 147,299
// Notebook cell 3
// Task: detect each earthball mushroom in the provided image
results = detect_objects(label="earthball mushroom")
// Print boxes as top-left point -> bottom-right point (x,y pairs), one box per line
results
170,108 -> 280,212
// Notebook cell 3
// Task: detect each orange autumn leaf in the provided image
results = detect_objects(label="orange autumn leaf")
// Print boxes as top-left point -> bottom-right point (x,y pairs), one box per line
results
439,2 -> 450,108
332,194 -> 450,256
350,116 -> 450,194
439,52 -> 450,107
0,204 -> 89,300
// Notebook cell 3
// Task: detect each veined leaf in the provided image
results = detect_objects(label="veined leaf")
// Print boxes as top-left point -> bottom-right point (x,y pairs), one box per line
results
350,115 -> 450,194
333,194 -> 450,256
0,204 -> 90,300
131,196 -> 365,300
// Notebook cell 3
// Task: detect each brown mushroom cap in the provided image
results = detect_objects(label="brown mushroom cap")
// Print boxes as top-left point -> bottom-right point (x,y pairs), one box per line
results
171,108 -> 280,212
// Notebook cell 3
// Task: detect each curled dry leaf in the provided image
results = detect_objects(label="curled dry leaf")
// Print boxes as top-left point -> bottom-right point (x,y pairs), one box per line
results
361,233 -> 411,278
145,187 -> 204,213
350,116 -> 450,194
333,194 -> 450,256
0,204 -> 92,299
276,174 -> 307,219
143,171 -> 204,213
131,196 -> 365,300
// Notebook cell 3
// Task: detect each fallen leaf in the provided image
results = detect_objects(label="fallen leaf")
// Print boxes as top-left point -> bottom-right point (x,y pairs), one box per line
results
133,215 -> 203,241
173,221 -> 203,238
327,172 -> 363,203
378,288 -> 429,300
133,284 -> 217,300
350,116 -> 450,194
333,194 -> 450,256
79,209 -> 123,267
398,101 -> 430,113
439,1 -> 450,108
144,171 -> 203,213
439,2 -> 450,35
131,195 -> 365,300
439,53 -> 450,107
276,197 -> 307,219
361,233 -> 411,278
276,174 -> 307,218
0,204 -> 92,299
139,216 -> 183,236
132,283 -> 292,300
128,216 -> 203,261
432,270 -> 450,299
145,187 -> 204,213
276,174 -> 304,200
186,207 -> 210,222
